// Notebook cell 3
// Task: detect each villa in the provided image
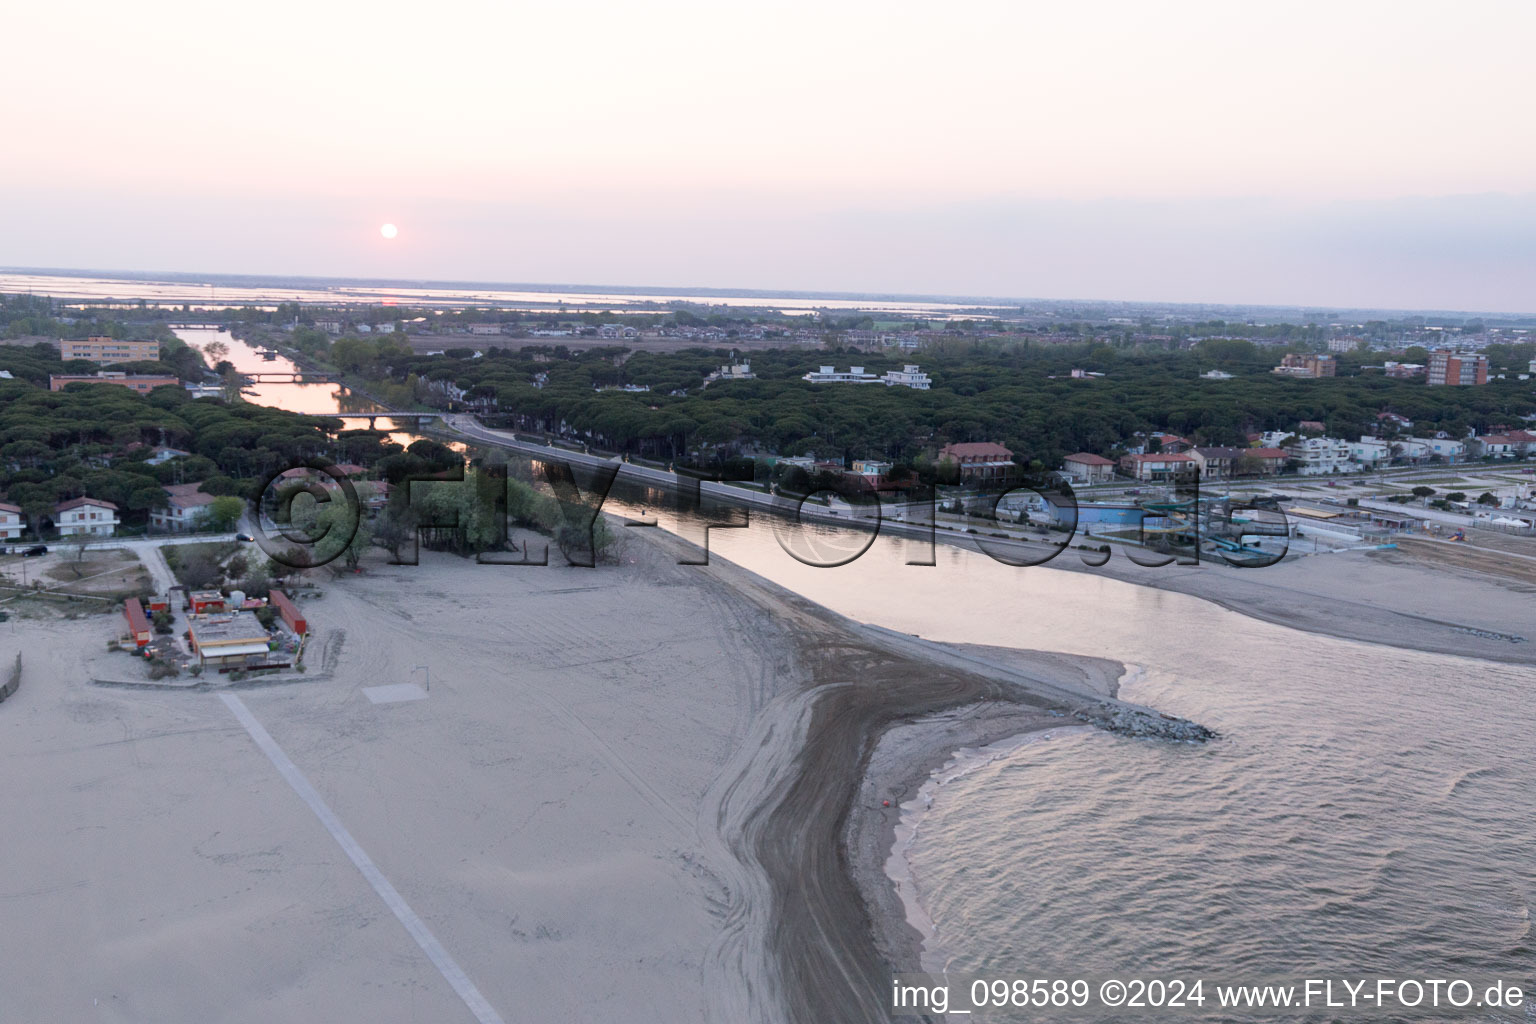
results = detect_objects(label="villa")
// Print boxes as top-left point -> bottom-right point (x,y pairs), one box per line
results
53,496 -> 119,536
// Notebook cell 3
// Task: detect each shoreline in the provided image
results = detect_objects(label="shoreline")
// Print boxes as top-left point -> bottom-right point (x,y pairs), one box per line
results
876,722 -> 1098,974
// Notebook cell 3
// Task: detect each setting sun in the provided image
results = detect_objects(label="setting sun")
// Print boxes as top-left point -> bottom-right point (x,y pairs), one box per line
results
379,223 -> 398,239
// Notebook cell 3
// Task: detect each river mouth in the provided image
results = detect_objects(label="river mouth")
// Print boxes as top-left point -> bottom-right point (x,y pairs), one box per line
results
184,326 -> 1536,1020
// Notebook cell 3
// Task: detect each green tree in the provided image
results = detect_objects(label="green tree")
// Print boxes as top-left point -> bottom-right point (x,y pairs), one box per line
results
207,495 -> 244,531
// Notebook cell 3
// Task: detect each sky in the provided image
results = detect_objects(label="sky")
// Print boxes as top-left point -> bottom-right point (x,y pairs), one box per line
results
3,0 -> 1534,312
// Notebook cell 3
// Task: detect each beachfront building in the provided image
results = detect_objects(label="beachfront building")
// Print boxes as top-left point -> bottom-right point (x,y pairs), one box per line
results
270,590 -> 308,636
1427,350 -> 1488,386
937,442 -> 1015,484
151,483 -> 217,532
53,497 -> 118,536
1061,452 -> 1116,483
187,612 -> 272,669
59,336 -> 160,364
49,371 -> 179,394
881,365 -> 932,389
0,501 -> 22,541
802,365 -> 881,384
1119,452 -> 1197,482
123,598 -> 152,649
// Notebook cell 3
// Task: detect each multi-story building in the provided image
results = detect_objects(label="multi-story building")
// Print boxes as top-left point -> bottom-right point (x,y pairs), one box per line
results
1427,350 -> 1488,386
1283,436 -> 1354,475
802,365 -> 881,384
1272,353 -> 1337,378
1411,437 -> 1466,462
1189,446 -> 1246,480
1474,434 -> 1516,458
49,371 -> 179,394
59,336 -> 160,364
881,364 -> 932,390
1350,438 -> 1396,467
937,442 -> 1015,484
150,483 -> 218,532
1061,452 -> 1116,483
1118,452 -> 1197,482
0,501 -> 23,541
53,497 -> 119,536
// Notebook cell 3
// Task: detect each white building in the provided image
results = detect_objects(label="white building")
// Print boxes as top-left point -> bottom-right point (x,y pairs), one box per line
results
1284,436 -> 1354,475
151,483 -> 217,532
1475,434 -> 1516,458
468,323 -> 504,336
0,501 -> 23,541
145,446 -> 190,466
802,365 -> 881,384
1061,452 -> 1116,483
1350,438 -> 1396,467
375,322 -> 396,334
881,364 -> 932,390
1199,369 -> 1234,380
1412,437 -> 1466,463
705,361 -> 756,385
54,497 -> 119,536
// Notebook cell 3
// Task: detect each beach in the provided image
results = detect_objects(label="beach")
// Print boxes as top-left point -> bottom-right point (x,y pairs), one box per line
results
0,514 -> 1528,1023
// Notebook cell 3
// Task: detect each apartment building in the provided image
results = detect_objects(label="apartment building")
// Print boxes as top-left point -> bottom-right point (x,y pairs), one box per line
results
1427,350 -> 1488,386
1272,353 -> 1337,378
59,336 -> 160,364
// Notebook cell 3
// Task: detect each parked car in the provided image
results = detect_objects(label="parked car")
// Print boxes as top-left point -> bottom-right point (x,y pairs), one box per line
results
22,545 -> 48,557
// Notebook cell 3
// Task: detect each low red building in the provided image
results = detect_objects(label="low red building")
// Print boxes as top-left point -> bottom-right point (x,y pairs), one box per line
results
123,598 -> 152,648
270,590 -> 307,636
189,590 -> 225,614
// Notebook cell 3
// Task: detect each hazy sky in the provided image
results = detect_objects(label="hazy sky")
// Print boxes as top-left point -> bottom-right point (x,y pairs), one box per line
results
4,0 -> 1534,311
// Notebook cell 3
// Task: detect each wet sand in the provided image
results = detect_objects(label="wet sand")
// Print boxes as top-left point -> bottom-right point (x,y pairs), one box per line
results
1,509 -> 1526,1023
0,526 -> 1155,1024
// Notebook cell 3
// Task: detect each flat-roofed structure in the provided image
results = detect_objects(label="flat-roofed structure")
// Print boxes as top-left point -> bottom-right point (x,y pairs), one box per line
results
123,598 -> 152,648
60,336 -> 160,364
187,612 -> 271,669
50,371 -> 178,394
269,590 -> 307,636
188,590 -> 225,614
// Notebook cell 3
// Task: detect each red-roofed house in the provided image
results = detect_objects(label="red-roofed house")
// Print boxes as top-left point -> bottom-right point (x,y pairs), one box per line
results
1061,452 -> 1116,483
54,497 -> 119,536
151,483 -> 218,532
1118,452 -> 1197,481
1241,447 -> 1290,475
937,442 -> 1015,483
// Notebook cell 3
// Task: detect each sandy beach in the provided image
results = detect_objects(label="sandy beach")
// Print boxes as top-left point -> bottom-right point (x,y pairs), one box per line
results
0,508 -> 1528,1023
0,524 -> 1166,1024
